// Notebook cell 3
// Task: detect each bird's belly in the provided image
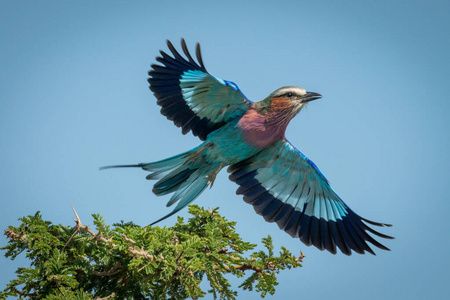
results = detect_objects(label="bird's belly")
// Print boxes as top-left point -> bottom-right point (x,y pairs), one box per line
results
204,121 -> 261,165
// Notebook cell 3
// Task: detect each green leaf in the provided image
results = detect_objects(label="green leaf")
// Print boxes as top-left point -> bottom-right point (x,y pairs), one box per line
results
1,205 -> 303,299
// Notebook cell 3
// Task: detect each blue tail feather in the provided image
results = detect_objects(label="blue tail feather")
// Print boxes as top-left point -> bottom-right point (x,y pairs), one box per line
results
153,168 -> 195,195
102,145 -> 219,226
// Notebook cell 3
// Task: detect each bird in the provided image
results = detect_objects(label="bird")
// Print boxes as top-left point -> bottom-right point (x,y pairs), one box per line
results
102,39 -> 393,255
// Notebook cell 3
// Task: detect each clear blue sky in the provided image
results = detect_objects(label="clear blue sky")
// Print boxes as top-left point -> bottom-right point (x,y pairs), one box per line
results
1,1 -> 449,299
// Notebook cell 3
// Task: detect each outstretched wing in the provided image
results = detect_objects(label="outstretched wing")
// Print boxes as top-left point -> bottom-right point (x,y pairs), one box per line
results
148,39 -> 252,141
228,139 -> 393,255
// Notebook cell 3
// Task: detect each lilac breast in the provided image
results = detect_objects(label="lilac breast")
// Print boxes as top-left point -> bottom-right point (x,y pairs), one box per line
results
237,109 -> 288,149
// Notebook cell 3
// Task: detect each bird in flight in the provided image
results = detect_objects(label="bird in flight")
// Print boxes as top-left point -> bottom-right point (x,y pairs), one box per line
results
103,39 -> 393,255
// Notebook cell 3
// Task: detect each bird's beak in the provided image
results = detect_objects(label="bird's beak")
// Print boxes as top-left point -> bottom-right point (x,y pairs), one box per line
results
301,92 -> 322,103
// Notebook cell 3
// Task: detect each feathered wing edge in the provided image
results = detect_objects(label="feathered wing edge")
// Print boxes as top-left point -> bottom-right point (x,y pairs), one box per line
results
148,39 -> 218,140
227,141 -> 394,255
148,39 -> 251,141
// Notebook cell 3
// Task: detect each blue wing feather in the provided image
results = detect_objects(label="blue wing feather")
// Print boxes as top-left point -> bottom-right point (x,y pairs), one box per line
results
228,139 -> 393,255
148,39 -> 251,140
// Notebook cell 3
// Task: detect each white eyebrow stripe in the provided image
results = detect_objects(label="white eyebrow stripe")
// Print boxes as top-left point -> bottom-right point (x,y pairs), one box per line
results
271,86 -> 307,97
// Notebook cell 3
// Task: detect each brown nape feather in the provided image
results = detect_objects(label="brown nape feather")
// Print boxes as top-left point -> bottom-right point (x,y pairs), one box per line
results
269,97 -> 295,111
253,96 -> 295,115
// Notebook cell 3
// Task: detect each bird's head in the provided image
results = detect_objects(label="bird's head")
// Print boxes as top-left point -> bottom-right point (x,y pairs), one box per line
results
255,86 -> 322,117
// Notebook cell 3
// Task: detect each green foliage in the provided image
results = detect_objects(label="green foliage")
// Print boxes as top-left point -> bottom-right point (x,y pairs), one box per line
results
1,205 -> 303,300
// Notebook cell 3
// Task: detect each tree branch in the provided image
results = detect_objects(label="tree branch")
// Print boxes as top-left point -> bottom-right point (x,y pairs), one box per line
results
4,229 -> 26,242
95,292 -> 116,300
128,246 -> 154,261
13,288 -> 38,297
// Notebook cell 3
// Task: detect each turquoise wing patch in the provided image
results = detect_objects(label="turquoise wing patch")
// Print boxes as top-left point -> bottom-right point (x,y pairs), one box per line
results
228,139 -> 393,255
149,39 -> 251,140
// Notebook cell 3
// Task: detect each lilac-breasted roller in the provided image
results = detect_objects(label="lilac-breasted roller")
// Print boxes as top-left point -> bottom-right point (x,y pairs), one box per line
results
103,39 -> 393,255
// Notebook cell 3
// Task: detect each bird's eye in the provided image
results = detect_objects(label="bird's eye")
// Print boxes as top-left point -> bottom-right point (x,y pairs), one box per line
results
287,92 -> 293,97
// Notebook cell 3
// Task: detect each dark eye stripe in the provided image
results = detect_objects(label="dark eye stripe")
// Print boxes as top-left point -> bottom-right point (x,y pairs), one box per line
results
276,91 -> 297,98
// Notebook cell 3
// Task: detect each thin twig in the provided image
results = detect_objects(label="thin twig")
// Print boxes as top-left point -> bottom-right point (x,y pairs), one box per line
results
122,234 -> 136,244
128,247 -> 154,261
92,263 -> 123,277
95,292 -> 116,300
65,204 -> 114,250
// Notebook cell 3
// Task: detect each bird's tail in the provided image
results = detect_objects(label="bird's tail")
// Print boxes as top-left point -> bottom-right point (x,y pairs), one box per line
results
101,145 -> 221,225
